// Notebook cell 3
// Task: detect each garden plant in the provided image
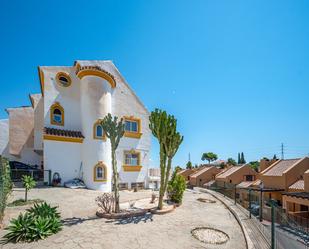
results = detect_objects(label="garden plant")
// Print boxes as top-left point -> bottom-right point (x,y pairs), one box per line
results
22,175 -> 36,202
0,156 -> 12,226
149,109 -> 183,210
101,114 -> 125,213
2,202 -> 62,243
168,171 -> 186,204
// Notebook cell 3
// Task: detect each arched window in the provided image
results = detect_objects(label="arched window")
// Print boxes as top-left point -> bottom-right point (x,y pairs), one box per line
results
93,162 -> 107,182
93,120 -> 106,140
50,103 -> 64,126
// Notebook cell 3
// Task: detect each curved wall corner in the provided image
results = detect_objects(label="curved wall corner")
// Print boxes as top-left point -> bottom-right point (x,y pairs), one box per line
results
80,76 -> 113,191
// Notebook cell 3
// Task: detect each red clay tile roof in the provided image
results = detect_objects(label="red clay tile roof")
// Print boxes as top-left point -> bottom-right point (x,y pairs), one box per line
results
44,127 -> 84,138
263,159 -> 300,176
190,167 -> 213,178
203,180 -> 215,187
252,179 -> 262,186
289,180 -> 305,190
237,181 -> 254,188
216,165 -> 244,179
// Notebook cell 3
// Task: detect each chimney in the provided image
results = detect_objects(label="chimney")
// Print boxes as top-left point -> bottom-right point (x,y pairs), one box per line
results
260,158 -> 278,172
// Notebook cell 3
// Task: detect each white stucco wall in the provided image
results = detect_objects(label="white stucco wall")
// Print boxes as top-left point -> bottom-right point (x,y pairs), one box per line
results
80,76 -> 112,191
40,61 -> 151,191
41,66 -> 82,131
44,140 -> 82,184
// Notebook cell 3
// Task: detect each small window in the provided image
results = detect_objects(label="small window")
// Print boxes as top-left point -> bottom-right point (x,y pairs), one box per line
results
50,103 -> 64,126
56,72 -> 72,87
124,151 -> 140,166
125,120 -> 138,132
96,166 -> 103,179
53,109 -> 62,124
93,120 -> 105,140
93,162 -> 107,182
96,125 -> 103,137
245,175 -> 254,181
123,116 -> 142,138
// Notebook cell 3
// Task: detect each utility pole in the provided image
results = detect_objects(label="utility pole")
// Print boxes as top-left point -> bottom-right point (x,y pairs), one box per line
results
188,153 -> 191,162
281,143 -> 284,160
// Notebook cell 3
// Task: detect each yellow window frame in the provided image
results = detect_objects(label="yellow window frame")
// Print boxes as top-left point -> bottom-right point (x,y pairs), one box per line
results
123,116 -> 142,139
93,162 -> 107,182
50,102 -> 64,126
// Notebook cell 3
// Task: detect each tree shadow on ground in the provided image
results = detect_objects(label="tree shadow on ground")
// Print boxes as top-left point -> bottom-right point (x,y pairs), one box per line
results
105,213 -> 154,225
62,216 -> 99,227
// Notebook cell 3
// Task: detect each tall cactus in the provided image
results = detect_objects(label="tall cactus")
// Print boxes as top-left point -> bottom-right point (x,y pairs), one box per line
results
149,109 -> 183,210
101,114 -> 125,213
0,156 -> 12,225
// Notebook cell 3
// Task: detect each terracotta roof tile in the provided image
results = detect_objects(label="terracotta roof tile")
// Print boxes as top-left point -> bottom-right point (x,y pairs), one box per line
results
252,179 -> 262,186
216,165 -> 244,179
190,167 -> 213,178
264,159 -> 300,176
44,127 -> 84,138
237,181 -> 254,188
289,180 -> 304,190
203,180 -> 215,187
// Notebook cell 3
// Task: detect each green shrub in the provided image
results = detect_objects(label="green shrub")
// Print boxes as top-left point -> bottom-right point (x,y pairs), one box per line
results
2,213 -> 33,243
0,156 -> 12,224
167,172 -> 186,204
2,202 -> 62,243
27,202 -> 60,219
22,175 -> 36,202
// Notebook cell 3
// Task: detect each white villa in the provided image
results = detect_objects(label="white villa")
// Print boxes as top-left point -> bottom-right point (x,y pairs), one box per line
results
0,60 -> 151,191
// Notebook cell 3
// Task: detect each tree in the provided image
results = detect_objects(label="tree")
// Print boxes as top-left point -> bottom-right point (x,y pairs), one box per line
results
219,162 -> 226,169
22,175 -> 36,202
174,166 -> 182,173
249,161 -> 259,172
201,152 -> 218,164
227,158 -> 237,166
101,114 -> 125,213
237,153 -> 241,164
186,161 -> 192,169
0,156 -> 12,225
273,154 -> 277,160
149,109 -> 183,210
240,152 -> 246,164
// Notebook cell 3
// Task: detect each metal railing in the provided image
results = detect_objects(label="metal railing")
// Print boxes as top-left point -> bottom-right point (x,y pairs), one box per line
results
10,169 -> 51,185
208,183 -> 309,249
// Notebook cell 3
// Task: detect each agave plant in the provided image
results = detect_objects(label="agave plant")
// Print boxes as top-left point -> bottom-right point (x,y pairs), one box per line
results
28,216 -> 61,241
27,202 -> 60,219
1,202 -> 62,244
2,213 -> 33,243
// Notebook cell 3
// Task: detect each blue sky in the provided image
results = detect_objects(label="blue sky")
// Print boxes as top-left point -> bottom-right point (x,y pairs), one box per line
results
1,0 -> 309,167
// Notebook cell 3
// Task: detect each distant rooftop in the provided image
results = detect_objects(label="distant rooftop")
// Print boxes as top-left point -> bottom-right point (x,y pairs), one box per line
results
216,165 -> 244,179
263,159 -> 300,176
237,181 -> 254,188
190,167 -> 213,178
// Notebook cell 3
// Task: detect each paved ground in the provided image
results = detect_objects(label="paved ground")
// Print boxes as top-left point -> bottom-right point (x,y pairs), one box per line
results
0,188 -> 246,249
200,188 -> 306,249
